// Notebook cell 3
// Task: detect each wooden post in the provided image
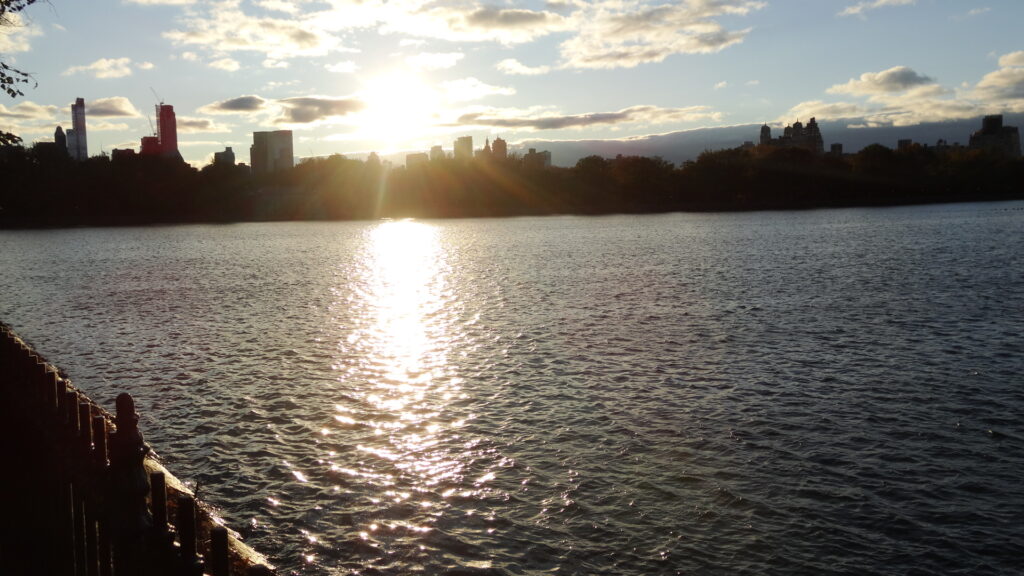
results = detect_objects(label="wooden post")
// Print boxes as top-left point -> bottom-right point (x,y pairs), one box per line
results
92,415 -> 113,576
109,393 -> 152,576
208,525 -> 230,576
176,494 -> 204,576
79,402 -> 99,576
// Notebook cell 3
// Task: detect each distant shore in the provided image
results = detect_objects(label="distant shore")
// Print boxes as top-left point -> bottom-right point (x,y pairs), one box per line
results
1,143 -> 1021,228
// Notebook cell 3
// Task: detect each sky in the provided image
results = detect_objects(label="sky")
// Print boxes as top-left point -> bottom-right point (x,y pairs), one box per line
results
2,0 -> 1024,166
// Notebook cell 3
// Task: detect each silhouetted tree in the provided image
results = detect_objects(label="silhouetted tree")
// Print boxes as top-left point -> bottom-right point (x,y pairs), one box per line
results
1,0 -> 37,146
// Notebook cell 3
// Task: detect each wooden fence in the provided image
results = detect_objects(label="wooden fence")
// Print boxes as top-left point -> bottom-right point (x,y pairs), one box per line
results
0,324 -> 275,576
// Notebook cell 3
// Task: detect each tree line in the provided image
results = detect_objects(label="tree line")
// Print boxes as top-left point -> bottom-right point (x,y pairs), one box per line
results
0,142 -> 1021,227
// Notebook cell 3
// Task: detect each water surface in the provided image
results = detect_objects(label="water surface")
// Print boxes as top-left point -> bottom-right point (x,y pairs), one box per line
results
1,203 -> 1023,575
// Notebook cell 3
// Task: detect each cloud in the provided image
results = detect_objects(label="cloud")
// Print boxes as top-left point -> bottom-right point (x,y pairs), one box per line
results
558,0 -> 765,69
369,2 -> 568,45
406,52 -> 464,70
496,58 -> 551,76
136,61 -> 155,70
63,58 -> 135,79
164,3 -> 344,60
326,61 -> 358,74
87,97 -> 142,118
208,58 -> 241,71
276,96 -> 365,124
441,78 -> 516,101
456,105 -> 721,130
198,95 -> 270,114
176,117 -> 232,133
783,51 -> 1024,128
124,0 -> 195,4
839,0 -> 915,18
714,81 -> 728,90
973,67 -> 1024,104
0,101 -> 59,121
827,66 -> 936,95
0,12 -> 42,53
998,51 -> 1024,68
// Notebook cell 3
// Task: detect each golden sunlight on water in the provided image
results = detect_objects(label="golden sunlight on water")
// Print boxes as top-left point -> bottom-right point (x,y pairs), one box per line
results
331,220 -> 478,540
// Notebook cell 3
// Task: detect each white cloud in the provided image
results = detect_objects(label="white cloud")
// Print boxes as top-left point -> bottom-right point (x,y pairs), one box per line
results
455,104 -> 721,130
263,58 -> 290,69
326,61 -> 358,74
208,58 -> 241,71
181,51 -> 199,61
0,101 -> 59,121
784,52 -> 1024,127
441,78 -> 516,102
998,51 -> 1024,68
714,81 -> 728,90
87,97 -> 143,118
497,59 -> 551,76
827,66 -> 936,96
559,0 -> 765,70
63,58 -> 136,79
0,12 -> 42,53
839,0 -> 915,18
164,3 -> 345,60
176,117 -> 232,133
406,52 -> 464,70
136,61 -> 155,70
198,95 -> 270,115
123,0 -> 195,4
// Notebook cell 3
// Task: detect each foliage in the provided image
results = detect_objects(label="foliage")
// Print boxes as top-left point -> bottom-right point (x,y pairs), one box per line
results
0,142 -> 1021,227
1,0 -> 38,146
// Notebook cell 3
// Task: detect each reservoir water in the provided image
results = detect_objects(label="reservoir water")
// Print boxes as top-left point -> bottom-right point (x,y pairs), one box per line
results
1,202 -> 1022,575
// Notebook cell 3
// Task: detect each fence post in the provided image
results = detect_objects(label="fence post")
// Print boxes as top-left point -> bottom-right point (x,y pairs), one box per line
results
92,415 -> 113,576
177,494 -> 204,576
208,525 -> 230,576
109,393 -> 152,576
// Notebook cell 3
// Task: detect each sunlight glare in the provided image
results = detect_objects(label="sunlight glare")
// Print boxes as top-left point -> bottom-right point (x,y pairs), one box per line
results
355,72 -> 442,149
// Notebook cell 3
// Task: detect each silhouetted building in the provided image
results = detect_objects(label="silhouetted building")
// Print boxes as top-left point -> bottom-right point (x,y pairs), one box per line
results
54,126 -> 68,156
477,138 -> 493,159
140,136 -> 161,156
759,117 -> 824,154
492,136 -> 507,160
406,152 -> 428,167
898,139 -> 913,151
969,115 -> 1021,157
111,148 -> 137,161
250,130 -> 294,176
830,143 -> 843,155
523,148 -> 551,169
68,98 -> 88,160
454,136 -> 472,161
213,146 -> 236,166
156,104 -> 183,161
429,145 -> 445,161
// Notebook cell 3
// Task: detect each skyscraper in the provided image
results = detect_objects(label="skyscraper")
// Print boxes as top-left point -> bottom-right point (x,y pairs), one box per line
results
454,136 -> 472,161
156,104 -> 182,160
68,98 -> 87,160
54,126 -> 68,156
250,130 -> 294,176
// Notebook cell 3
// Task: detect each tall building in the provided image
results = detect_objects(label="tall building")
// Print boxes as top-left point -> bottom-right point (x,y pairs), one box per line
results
250,130 -> 294,176
429,145 -> 445,161
454,136 -> 472,161
758,117 -> 824,154
492,136 -> 507,160
213,146 -> 236,166
54,126 -> 68,156
68,98 -> 87,160
969,115 -> 1021,157
138,103 -> 183,161
157,104 -> 182,160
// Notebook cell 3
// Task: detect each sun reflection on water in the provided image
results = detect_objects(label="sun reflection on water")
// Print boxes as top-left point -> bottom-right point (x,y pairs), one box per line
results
330,219 -> 479,541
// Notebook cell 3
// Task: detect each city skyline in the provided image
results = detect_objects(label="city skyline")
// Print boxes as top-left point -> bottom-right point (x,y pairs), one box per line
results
2,1 -> 1024,166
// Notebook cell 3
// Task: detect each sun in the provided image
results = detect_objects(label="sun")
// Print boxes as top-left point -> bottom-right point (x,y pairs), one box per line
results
354,71 -> 443,151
